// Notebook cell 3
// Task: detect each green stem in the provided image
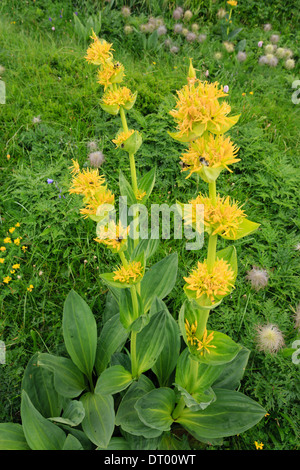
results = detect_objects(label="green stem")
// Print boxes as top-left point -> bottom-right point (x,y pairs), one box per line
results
119,251 -> 128,268
208,181 -> 216,205
207,234 -> 218,272
130,330 -> 138,379
172,396 -> 186,420
131,285 -> 139,321
129,152 -> 138,195
120,106 -> 128,133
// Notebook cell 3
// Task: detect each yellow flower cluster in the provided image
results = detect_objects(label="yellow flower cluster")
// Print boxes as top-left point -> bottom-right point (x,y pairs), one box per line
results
1,223 -> 27,287
102,86 -> 134,108
69,160 -> 114,219
180,133 -> 240,178
169,80 -> 239,140
94,220 -> 130,252
85,32 -> 113,65
185,320 -> 216,356
187,194 -> 246,239
184,258 -> 235,303
113,261 -> 143,284
112,129 -> 135,148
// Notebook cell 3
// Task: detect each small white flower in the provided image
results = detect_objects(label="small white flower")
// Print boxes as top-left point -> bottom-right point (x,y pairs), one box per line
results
246,266 -> 269,291
294,243 -> 300,251
174,23 -> 183,34
198,34 -> 207,43
186,32 -> 197,42
270,34 -> 280,44
124,25 -> 133,35
157,25 -> 167,36
285,58 -> 295,70
263,23 -> 272,31
121,6 -> 131,17
217,8 -> 227,19
173,8 -> 183,20
223,41 -> 235,53
184,10 -> 193,21
170,46 -> 179,54
87,141 -> 98,151
191,23 -> 199,32
255,323 -> 284,354
258,55 -> 268,65
265,44 -> 275,54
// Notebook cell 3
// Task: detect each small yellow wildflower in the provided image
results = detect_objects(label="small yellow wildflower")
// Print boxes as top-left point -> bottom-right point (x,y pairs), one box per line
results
184,258 -> 235,303
9,227 -> 16,234
102,86 -> 135,108
3,276 -> 11,284
7,154 -> 10,160
4,238 -> 11,244
97,60 -> 125,89
27,285 -> 34,292
15,223 -> 20,227
0,258 -> 4,263
85,31 -> 113,65
69,165 -> 107,199
227,0 -> 238,6
14,238 -> 21,246
196,329 -> 217,356
187,194 -> 246,239
10,270 -> 15,274
69,159 -> 80,175
12,264 -> 20,269
136,189 -> 147,201
254,441 -> 264,450
112,129 -> 135,148
0,247 -> 6,252
249,91 -> 254,95
169,80 -> 239,140
113,261 -> 143,284
242,92 -> 246,96
94,220 -> 130,252
22,246 -> 28,252
180,133 -> 240,179
185,319 -> 198,345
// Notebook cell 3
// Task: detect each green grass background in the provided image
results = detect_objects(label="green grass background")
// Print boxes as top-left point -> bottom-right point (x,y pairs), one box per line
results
0,0 -> 299,450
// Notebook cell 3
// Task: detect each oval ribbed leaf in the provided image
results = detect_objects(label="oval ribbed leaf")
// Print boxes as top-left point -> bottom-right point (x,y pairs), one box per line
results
0,423 -> 30,450
95,365 -> 133,395
63,290 -> 97,377
80,392 -> 115,448
135,388 -> 176,432
21,391 -> 66,450
177,389 -> 266,440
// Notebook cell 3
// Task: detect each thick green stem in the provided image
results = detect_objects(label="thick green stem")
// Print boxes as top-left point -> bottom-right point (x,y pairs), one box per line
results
172,396 -> 186,420
119,251 -> 128,268
131,286 -> 139,321
119,106 -> 128,133
209,181 -> 216,205
207,234 -> 218,273
130,330 -> 138,379
129,152 -> 138,195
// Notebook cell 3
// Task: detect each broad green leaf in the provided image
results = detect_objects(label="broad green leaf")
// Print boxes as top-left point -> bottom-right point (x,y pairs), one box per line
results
135,310 -> 167,376
37,353 -> 87,398
151,300 -> 181,387
95,313 -> 128,375
122,431 -> 162,450
115,375 -> 162,438
213,346 -> 250,390
100,271 -> 143,289
21,391 -> 66,450
62,434 -> 84,450
60,425 -> 94,450
21,353 -> 62,418
228,27 -> 243,40
222,218 -> 260,240
95,365 -> 133,395
158,432 -> 191,450
102,290 -> 119,323
131,237 -> 160,262
138,167 -> 156,201
177,389 -> 266,440
48,400 -> 85,427
135,388 -> 176,432
191,330 -> 242,366
141,253 -> 178,313
122,128 -> 142,153
119,170 -> 136,206
63,290 -> 97,378
175,348 -> 222,409
99,437 -> 131,450
80,392 -> 115,448
119,287 -> 144,330
0,423 -> 30,450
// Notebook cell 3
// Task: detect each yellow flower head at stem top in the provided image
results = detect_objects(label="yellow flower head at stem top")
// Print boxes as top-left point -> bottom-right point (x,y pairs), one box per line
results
227,0 -> 238,6
97,60 -> 125,90
69,160 -> 114,219
169,79 -> 240,141
184,258 -> 235,303
112,129 -> 135,148
185,320 -> 216,356
113,260 -> 143,284
102,86 -> 135,108
187,194 -> 246,239
94,220 -> 130,253
85,32 -> 114,65
180,133 -> 240,179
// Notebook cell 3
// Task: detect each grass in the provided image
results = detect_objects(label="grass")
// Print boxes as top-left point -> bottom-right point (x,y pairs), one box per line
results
0,0 -> 299,450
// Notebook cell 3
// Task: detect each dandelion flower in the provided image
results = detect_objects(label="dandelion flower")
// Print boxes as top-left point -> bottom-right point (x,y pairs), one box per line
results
246,266 -> 269,291
255,323 -> 284,354
113,261 -> 143,284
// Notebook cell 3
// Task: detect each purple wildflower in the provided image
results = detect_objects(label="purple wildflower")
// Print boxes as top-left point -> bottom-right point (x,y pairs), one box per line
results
223,85 -> 229,93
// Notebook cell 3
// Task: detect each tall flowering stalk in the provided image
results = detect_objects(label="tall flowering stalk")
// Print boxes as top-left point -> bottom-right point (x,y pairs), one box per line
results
0,40 -> 266,451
